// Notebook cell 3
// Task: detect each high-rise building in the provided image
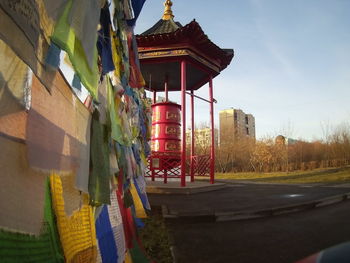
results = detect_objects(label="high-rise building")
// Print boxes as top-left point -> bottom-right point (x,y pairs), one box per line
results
219,108 -> 255,144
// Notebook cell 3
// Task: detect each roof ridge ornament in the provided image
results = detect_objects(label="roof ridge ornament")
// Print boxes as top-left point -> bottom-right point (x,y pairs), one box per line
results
162,0 -> 174,20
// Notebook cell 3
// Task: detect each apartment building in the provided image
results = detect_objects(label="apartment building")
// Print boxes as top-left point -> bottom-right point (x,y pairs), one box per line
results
219,108 -> 255,144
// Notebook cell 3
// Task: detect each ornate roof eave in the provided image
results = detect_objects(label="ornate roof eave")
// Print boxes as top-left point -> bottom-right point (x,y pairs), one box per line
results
136,20 -> 234,71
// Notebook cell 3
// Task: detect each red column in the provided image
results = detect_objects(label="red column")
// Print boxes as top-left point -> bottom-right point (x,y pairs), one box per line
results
209,76 -> 215,184
164,76 -> 169,102
190,90 -> 195,182
181,61 -> 187,187
152,91 -> 156,181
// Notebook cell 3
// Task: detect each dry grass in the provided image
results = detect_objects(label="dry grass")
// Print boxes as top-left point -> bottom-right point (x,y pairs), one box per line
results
215,167 -> 350,184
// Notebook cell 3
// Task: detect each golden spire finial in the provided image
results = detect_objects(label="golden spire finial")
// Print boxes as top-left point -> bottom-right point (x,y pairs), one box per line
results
162,0 -> 174,20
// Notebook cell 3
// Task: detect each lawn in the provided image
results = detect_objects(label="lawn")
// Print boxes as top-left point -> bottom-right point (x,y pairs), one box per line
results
139,211 -> 173,263
215,166 -> 350,184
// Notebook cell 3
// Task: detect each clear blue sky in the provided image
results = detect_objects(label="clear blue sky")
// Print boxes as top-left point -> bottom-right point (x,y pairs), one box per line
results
135,0 -> 350,141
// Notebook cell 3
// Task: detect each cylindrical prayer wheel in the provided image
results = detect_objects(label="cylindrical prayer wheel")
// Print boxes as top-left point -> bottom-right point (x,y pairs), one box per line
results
151,102 -> 181,155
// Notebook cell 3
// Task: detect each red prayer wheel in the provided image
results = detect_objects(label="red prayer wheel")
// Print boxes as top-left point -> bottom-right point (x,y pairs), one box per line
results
151,102 -> 181,155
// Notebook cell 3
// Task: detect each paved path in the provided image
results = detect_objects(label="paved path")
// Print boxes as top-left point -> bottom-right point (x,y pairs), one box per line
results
147,181 -> 350,220
146,180 -> 350,262
148,181 -> 350,263
167,200 -> 350,263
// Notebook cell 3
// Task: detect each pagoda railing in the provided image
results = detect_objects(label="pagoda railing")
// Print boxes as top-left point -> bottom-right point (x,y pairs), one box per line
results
146,151 -> 182,183
192,154 -> 210,177
146,152 -> 211,183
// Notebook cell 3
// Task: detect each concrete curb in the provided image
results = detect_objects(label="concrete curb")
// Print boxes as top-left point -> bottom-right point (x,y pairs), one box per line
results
146,183 -> 227,194
202,178 -> 324,187
160,192 -> 350,222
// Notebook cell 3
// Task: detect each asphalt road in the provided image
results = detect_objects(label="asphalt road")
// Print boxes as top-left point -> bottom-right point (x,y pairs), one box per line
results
166,199 -> 350,263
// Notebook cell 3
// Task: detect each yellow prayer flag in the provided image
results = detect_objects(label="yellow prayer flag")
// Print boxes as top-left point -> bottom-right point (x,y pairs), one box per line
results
50,173 -> 97,263
130,180 -> 147,218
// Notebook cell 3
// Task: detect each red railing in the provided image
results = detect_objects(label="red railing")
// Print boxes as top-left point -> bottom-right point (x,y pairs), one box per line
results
146,151 -> 182,183
146,152 -> 211,183
192,155 -> 210,177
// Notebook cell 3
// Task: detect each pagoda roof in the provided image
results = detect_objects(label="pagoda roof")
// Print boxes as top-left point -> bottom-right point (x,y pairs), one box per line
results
137,19 -> 233,72
136,0 -> 233,92
141,19 -> 182,35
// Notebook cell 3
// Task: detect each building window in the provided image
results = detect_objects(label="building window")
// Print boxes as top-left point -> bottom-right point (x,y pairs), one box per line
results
234,112 -> 238,120
246,127 -> 249,135
245,116 -> 249,124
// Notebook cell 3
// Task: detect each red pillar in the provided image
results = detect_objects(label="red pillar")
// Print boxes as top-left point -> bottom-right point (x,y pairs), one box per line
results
181,61 -> 187,187
209,76 -> 215,184
190,90 -> 195,182
164,76 -> 169,102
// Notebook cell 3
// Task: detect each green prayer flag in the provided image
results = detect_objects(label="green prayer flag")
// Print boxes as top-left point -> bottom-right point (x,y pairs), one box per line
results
130,239 -> 150,263
51,0 -> 98,99
0,178 -> 64,263
107,77 -> 125,144
89,110 -> 111,206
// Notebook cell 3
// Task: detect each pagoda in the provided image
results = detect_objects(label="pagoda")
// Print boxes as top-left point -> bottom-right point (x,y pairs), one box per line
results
136,0 -> 234,186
